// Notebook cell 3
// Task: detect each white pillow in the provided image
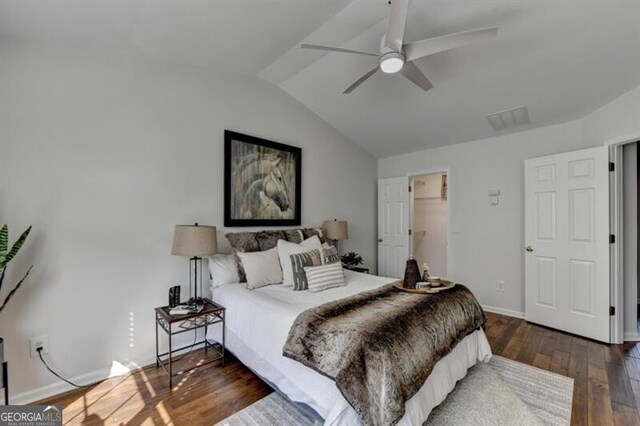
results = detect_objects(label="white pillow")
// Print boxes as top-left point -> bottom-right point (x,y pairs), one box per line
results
277,235 -> 322,287
304,262 -> 346,292
238,247 -> 283,290
208,254 -> 240,289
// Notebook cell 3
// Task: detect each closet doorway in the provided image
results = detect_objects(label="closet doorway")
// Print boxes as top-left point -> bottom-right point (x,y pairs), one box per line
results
410,172 -> 449,279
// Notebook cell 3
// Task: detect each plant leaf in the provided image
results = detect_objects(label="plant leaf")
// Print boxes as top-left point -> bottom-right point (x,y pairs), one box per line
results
0,225 -> 7,266
0,265 -> 33,313
4,226 -> 31,266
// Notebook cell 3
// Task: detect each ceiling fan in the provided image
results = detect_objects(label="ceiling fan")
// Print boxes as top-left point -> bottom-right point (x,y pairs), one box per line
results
301,0 -> 498,94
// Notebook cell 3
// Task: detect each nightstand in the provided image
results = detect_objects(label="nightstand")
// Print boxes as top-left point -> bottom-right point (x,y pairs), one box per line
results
345,265 -> 369,274
155,298 -> 225,387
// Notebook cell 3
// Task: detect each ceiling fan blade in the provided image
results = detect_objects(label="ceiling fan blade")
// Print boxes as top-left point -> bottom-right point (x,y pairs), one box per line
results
385,0 -> 409,51
344,65 -> 380,94
404,27 -> 498,62
301,43 -> 378,57
400,61 -> 434,91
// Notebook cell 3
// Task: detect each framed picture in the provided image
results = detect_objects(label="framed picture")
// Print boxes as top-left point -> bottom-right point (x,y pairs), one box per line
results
224,130 -> 301,227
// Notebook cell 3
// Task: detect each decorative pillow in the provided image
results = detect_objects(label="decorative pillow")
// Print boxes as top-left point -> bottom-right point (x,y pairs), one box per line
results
238,248 -> 283,290
302,227 -> 328,244
226,232 -> 260,283
256,231 -> 287,251
277,236 -> 322,287
226,232 -> 260,252
304,262 -> 346,292
208,254 -> 239,289
322,246 -> 340,265
290,249 -> 322,291
283,229 -> 304,244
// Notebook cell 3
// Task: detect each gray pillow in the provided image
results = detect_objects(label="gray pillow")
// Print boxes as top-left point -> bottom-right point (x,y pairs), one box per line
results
322,246 -> 340,265
256,231 -> 286,251
283,229 -> 304,244
226,232 -> 260,252
302,227 -> 328,244
290,249 -> 322,291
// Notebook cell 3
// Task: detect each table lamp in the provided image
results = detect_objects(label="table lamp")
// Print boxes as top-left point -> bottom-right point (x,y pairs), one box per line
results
323,219 -> 348,254
171,223 -> 217,306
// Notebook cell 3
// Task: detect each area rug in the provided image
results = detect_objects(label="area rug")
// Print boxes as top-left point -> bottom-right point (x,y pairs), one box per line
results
215,356 -> 573,426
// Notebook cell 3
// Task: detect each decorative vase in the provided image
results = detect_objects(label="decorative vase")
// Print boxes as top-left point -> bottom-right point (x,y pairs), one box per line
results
403,257 -> 421,289
422,263 -> 430,281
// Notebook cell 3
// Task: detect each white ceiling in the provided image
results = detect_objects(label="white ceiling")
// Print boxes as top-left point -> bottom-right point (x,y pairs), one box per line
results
1,0 -> 639,158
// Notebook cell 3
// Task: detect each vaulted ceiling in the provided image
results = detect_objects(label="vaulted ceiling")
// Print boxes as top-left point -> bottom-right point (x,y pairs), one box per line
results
1,0 -> 639,157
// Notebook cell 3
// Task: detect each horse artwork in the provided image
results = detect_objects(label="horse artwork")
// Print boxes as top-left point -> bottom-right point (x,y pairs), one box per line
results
224,131 -> 301,226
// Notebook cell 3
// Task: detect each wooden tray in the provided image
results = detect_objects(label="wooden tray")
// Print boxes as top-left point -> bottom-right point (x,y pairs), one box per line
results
394,279 -> 456,294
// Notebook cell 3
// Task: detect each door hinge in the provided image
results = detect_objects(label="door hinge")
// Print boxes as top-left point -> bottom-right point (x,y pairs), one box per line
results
609,162 -> 615,172
408,185 -> 412,192
408,229 -> 412,236
610,234 -> 616,244
610,306 -> 615,316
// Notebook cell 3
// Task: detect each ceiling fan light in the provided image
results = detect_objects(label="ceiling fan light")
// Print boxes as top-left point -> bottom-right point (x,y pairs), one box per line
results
379,52 -> 405,74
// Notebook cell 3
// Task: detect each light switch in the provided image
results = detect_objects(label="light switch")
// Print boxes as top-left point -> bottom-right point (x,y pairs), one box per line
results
488,189 -> 501,196
490,197 -> 499,205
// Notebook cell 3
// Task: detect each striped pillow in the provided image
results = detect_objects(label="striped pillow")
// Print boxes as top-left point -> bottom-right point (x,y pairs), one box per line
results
304,262 -> 346,293
322,246 -> 340,265
290,249 -> 322,291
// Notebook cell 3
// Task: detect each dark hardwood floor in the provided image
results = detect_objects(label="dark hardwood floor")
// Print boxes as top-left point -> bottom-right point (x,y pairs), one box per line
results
40,312 -> 640,425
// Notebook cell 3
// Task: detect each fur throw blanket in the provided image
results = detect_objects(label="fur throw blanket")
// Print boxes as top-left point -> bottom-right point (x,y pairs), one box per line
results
283,283 -> 486,426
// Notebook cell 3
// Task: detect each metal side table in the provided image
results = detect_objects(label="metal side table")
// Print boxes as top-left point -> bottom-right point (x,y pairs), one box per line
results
155,298 -> 225,387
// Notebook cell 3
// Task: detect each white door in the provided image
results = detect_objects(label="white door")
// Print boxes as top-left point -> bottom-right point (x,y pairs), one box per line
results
378,177 -> 409,278
524,146 -> 610,342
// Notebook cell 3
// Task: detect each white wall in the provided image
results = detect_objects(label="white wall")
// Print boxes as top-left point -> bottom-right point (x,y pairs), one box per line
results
0,38 -> 377,402
412,174 -> 447,277
379,84 -> 640,323
582,85 -> 640,146
380,121 -> 588,315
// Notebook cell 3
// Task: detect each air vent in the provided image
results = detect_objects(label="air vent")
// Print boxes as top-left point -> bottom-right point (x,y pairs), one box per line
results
486,106 -> 531,132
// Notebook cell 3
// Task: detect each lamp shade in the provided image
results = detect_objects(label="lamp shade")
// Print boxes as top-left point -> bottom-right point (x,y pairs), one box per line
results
171,224 -> 218,257
323,220 -> 348,241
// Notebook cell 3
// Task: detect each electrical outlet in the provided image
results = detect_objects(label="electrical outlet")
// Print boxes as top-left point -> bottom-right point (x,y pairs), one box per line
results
30,335 -> 48,358
497,281 -> 505,292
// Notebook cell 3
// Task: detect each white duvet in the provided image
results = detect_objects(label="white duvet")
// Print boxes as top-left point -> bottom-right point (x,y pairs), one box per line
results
207,270 -> 492,425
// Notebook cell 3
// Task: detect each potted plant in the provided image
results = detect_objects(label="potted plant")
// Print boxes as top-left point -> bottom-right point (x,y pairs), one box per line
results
341,251 -> 363,269
0,224 -> 33,399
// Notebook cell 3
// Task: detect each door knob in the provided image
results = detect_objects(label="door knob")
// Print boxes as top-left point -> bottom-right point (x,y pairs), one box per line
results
378,238 -> 383,243
526,245 -> 534,252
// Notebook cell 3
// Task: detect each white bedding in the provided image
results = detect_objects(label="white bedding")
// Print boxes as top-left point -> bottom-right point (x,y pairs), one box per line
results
207,270 -> 492,425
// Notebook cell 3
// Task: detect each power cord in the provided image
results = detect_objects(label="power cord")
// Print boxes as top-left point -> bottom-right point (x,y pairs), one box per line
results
36,331 -> 201,389
173,332 -> 199,362
37,347 -> 95,389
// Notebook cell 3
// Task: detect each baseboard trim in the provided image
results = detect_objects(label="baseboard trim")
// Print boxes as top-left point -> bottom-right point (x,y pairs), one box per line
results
624,332 -> 640,342
13,330 -> 211,405
11,354 -> 157,405
481,305 -> 525,319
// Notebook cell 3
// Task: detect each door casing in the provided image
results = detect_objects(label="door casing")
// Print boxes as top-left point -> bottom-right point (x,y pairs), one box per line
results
377,168 -> 453,279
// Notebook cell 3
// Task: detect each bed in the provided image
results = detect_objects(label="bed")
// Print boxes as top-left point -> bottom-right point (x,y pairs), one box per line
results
206,269 -> 492,425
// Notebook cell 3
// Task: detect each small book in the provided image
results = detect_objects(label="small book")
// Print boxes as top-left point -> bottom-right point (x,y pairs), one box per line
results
169,305 -> 203,315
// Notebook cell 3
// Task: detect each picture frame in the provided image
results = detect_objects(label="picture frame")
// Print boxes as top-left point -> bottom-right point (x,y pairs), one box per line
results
224,130 -> 302,227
